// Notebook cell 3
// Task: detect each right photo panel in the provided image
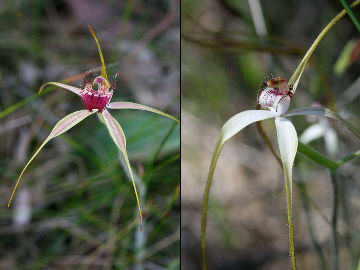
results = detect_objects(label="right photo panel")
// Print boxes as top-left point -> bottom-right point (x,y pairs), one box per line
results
182,1 -> 360,270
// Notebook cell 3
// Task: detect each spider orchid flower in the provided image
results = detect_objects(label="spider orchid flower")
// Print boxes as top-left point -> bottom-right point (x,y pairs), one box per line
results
8,25 -> 179,231
300,104 -> 339,157
201,76 -> 360,270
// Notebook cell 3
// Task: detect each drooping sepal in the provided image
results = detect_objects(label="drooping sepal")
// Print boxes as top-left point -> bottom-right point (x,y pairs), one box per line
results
8,110 -> 95,207
100,109 -> 143,230
275,117 -> 298,270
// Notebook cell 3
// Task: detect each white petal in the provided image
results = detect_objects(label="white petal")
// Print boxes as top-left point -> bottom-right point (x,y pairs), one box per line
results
221,110 -> 276,143
299,123 -> 325,144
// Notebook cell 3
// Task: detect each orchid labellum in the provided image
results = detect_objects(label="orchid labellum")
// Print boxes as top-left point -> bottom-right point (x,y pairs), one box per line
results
8,25 -> 179,230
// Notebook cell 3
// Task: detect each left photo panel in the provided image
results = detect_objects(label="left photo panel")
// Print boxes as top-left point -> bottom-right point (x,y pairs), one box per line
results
0,0 -> 180,269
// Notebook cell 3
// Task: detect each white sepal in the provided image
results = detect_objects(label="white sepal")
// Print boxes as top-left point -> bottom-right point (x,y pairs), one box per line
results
275,117 -> 298,270
221,110 -> 276,144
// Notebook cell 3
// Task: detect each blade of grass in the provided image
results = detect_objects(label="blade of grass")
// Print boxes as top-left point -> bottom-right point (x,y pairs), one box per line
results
340,0 -> 360,32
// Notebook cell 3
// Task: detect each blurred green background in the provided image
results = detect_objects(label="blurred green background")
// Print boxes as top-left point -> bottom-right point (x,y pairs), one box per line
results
0,0 -> 179,269
181,0 -> 360,269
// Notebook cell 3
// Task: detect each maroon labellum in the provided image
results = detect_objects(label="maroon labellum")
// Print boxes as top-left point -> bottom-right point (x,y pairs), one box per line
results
80,75 -> 114,112
257,76 -> 292,115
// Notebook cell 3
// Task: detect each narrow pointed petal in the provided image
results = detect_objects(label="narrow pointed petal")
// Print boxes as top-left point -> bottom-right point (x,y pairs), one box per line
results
88,25 -> 107,80
39,82 -> 82,96
100,109 -> 142,230
8,110 -> 95,207
202,109 -> 276,269
285,107 -> 360,139
108,102 -> 179,123
275,117 -> 298,270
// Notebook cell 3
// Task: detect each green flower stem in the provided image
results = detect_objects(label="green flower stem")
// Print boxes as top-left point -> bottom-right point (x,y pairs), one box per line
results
330,170 -> 340,270
289,0 -> 360,92
201,135 -> 223,270
283,162 -> 296,270
340,0 -> 360,32
297,142 -> 339,170
336,149 -> 360,166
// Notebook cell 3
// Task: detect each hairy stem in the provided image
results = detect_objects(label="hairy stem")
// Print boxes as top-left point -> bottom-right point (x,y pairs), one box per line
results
201,135 -> 223,270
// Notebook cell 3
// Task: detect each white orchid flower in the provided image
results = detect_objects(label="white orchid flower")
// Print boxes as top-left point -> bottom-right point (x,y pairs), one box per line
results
300,108 -> 339,157
201,76 -> 360,270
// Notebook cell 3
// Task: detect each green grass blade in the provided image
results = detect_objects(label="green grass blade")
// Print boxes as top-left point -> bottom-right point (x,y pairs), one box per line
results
340,0 -> 360,32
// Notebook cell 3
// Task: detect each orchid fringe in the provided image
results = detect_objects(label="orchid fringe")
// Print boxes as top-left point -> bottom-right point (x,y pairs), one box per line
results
201,135 -> 223,270
288,0 -> 360,92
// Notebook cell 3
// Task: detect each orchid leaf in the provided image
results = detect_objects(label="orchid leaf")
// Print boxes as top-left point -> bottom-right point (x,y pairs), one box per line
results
285,107 -> 360,139
275,117 -> 298,270
108,101 -> 180,123
201,109 -> 276,270
100,109 -> 142,230
39,82 -> 82,96
8,109 -> 95,207
298,142 -> 338,170
88,25 -> 107,80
